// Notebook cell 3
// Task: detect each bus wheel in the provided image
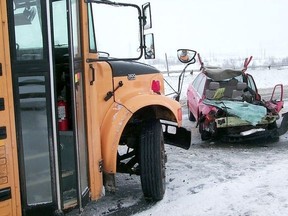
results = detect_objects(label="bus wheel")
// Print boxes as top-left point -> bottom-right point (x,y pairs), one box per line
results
140,119 -> 166,201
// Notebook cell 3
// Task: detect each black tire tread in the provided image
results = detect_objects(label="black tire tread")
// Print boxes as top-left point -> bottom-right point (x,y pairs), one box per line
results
140,120 -> 165,201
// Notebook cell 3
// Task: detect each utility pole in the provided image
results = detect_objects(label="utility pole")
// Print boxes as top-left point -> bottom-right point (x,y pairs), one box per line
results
165,53 -> 169,76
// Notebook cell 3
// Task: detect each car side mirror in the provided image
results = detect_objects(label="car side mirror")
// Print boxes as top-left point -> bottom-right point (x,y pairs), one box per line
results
177,49 -> 197,63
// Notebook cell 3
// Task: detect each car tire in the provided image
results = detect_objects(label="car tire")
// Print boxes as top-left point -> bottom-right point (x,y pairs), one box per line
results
187,101 -> 196,121
201,131 -> 211,141
267,122 -> 280,142
139,119 -> 166,201
199,122 -> 211,141
188,110 -> 196,122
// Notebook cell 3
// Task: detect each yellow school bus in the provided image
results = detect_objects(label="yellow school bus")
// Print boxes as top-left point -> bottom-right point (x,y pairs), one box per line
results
0,0 -> 194,215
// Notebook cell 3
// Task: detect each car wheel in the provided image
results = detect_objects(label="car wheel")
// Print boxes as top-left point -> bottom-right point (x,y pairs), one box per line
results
139,119 -> 166,200
201,131 -> 211,141
188,110 -> 196,122
187,101 -> 196,121
267,122 -> 280,142
199,122 -> 211,141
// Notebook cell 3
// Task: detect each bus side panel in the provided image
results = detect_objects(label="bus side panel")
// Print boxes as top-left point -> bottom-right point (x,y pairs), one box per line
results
0,1 -> 21,215
0,199 -> 12,216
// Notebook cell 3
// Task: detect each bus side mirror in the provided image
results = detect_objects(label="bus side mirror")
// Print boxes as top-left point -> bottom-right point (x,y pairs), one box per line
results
142,3 -> 152,30
144,33 -> 155,59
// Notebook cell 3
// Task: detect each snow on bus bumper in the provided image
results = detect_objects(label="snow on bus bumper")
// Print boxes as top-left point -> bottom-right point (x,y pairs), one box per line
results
161,120 -> 191,150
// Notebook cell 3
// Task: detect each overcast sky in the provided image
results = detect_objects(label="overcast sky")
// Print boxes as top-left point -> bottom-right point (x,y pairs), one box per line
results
121,0 -> 288,59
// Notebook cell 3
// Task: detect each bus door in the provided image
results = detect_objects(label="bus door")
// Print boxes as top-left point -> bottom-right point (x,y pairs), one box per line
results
52,0 -> 89,210
8,0 -> 89,215
0,1 -> 21,215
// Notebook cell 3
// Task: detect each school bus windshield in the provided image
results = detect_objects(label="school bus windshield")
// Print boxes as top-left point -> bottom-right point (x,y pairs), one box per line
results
89,2 -> 142,59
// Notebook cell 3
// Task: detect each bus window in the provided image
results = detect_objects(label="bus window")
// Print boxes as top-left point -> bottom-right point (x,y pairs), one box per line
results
13,1 -> 43,61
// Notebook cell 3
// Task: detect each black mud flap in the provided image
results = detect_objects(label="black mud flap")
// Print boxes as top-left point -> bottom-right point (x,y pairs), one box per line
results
277,112 -> 288,136
162,122 -> 191,150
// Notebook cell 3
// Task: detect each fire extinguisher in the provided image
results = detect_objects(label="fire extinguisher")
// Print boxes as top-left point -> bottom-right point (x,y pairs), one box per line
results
57,97 -> 69,131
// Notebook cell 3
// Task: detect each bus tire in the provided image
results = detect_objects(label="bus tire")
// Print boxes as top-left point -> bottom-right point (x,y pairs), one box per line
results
140,119 -> 166,201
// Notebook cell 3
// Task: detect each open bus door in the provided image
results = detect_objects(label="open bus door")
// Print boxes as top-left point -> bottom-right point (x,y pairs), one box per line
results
0,1 -> 21,215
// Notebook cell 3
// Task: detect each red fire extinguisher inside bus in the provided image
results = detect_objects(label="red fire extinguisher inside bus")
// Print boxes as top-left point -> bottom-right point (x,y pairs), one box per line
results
58,98 -> 69,131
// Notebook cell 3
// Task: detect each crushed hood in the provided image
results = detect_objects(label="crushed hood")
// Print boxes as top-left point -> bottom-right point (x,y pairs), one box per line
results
203,99 -> 267,126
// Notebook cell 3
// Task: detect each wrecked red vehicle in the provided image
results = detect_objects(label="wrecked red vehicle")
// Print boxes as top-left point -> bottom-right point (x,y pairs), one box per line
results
181,51 -> 288,142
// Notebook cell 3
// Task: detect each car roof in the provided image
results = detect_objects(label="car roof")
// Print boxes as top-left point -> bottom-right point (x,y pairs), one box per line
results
204,68 -> 243,81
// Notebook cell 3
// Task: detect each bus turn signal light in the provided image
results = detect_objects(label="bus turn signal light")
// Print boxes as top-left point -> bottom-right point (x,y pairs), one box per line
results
151,80 -> 160,93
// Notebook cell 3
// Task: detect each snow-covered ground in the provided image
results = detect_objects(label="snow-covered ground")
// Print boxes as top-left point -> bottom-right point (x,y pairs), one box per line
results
74,67 -> 288,216
135,140 -> 288,216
